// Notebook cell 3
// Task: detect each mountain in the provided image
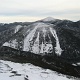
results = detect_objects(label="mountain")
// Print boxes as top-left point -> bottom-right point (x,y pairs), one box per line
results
0,17 -> 80,77
2,22 -> 62,56
1,17 -> 80,58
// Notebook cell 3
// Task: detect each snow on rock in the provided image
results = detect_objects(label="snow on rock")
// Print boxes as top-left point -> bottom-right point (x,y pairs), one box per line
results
50,27 -> 63,56
23,22 -> 50,53
40,43 -> 53,55
40,42 -> 44,54
3,39 -> 18,49
43,27 -> 46,40
14,25 -> 22,33
23,23 -> 38,52
3,42 -> 10,47
32,32 -> 40,54
40,27 -> 53,55
72,64 -> 77,66
0,60 -> 78,80
77,63 -> 80,66
44,43 -> 53,54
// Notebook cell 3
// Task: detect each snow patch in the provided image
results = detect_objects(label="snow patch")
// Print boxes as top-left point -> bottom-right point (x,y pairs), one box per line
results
23,24 -> 38,51
77,63 -> 80,65
14,25 -> 22,33
3,39 -> 18,49
72,64 -> 77,66
40,42 -> 44,54
43,27 -> 46,41
44,43 -> 53,54
50,27 -> 63,56
32,32 -> 40,54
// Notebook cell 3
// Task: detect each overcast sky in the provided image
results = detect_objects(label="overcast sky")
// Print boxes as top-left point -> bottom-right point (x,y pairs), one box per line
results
0,0 -> 80,23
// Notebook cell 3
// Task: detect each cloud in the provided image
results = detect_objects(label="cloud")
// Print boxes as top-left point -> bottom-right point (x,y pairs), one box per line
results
0,0 -> 80,22
0,16 -> 43,23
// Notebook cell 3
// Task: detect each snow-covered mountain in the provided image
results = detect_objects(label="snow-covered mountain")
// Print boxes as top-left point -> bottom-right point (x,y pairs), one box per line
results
1,17 -> 80,57
0,17 -> 80,60
0,17 -> 80,78
2,22 -> 62,56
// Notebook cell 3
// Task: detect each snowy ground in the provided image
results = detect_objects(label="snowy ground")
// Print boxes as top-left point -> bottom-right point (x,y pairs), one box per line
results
0,60 -> 79,80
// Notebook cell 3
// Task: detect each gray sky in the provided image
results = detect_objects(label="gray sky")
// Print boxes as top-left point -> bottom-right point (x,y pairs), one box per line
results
0,0 -> 80,23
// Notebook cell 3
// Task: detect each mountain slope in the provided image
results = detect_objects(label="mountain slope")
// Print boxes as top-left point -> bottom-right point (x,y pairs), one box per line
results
0,17 -> 80,77
1,18 -> 80,58
0,17 -> 80,63
2,22 -> 63,56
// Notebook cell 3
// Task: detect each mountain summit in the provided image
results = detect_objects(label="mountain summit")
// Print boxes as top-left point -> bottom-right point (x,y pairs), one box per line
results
42,17 -> 56,21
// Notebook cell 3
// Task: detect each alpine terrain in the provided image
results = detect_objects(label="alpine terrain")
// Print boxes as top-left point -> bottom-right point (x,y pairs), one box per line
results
0,17 -> 80,79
